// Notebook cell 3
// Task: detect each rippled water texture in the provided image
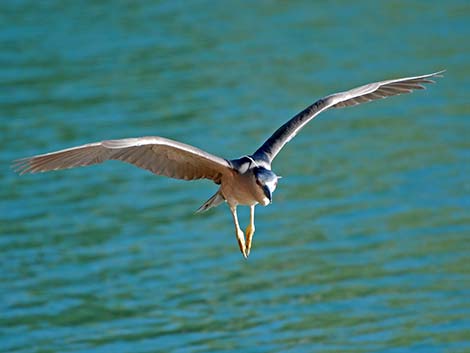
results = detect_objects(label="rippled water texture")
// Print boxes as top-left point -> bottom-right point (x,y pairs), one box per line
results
1,1 -> 469,352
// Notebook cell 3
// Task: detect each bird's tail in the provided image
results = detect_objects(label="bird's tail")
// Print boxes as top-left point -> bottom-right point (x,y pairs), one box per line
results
195,191 -> 225,213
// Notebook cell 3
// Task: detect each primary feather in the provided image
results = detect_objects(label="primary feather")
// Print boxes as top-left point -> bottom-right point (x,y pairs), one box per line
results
253,71 -> 444,163
14,136 -> 233,184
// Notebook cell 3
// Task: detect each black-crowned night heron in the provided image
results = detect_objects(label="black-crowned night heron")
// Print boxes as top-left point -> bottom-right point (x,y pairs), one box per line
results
14,71 -> 443,258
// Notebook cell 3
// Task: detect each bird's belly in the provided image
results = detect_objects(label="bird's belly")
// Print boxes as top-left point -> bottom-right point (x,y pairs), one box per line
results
221,174 -> 263,206
222,187 -> 258,206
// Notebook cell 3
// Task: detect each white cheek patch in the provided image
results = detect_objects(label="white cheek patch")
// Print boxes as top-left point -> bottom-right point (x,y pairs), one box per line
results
265,179 -> 278,192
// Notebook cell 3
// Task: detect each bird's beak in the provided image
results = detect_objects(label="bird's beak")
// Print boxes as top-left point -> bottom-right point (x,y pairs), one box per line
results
262,185 -> 272,203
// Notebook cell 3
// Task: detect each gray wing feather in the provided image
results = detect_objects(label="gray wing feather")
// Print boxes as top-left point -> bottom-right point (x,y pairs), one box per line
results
14,136 -> 233,184
253,71 -> 444,163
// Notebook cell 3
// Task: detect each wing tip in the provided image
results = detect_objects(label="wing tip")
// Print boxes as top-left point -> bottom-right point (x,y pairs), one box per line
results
430,69 -> 446,78
11,158 -> 28,175
11,157 -> 47,175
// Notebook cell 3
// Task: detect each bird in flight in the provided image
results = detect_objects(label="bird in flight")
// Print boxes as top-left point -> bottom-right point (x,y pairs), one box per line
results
14,71 -> 443,258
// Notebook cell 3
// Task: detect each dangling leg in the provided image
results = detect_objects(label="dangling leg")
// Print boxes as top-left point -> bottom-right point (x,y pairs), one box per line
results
245,205 -> 255,257
229,205 -> 247,258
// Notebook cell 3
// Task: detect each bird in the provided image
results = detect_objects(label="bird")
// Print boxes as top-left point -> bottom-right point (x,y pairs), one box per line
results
14,71 -> 444,258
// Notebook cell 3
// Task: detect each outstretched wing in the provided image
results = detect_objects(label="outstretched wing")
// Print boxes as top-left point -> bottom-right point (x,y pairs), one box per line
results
253,71 -> 444,163
14,136 -> 233,184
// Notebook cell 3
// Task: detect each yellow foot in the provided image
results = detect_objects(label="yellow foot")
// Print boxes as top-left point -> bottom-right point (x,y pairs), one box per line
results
236,230 -> 247,259
245,224 -> 255,258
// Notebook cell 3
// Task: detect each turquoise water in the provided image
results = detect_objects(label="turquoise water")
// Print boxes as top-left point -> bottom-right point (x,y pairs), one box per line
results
1,1 -> 469,352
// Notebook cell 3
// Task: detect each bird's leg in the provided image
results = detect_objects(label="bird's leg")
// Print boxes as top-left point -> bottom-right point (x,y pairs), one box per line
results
229,205 -> 247,258
245,205 -> 255,257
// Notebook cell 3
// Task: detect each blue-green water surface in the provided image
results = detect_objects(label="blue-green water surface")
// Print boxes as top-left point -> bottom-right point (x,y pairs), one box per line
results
1,1 -> 469,352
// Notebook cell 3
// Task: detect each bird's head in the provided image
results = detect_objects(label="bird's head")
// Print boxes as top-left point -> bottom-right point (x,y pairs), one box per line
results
253,167 -> 280,205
